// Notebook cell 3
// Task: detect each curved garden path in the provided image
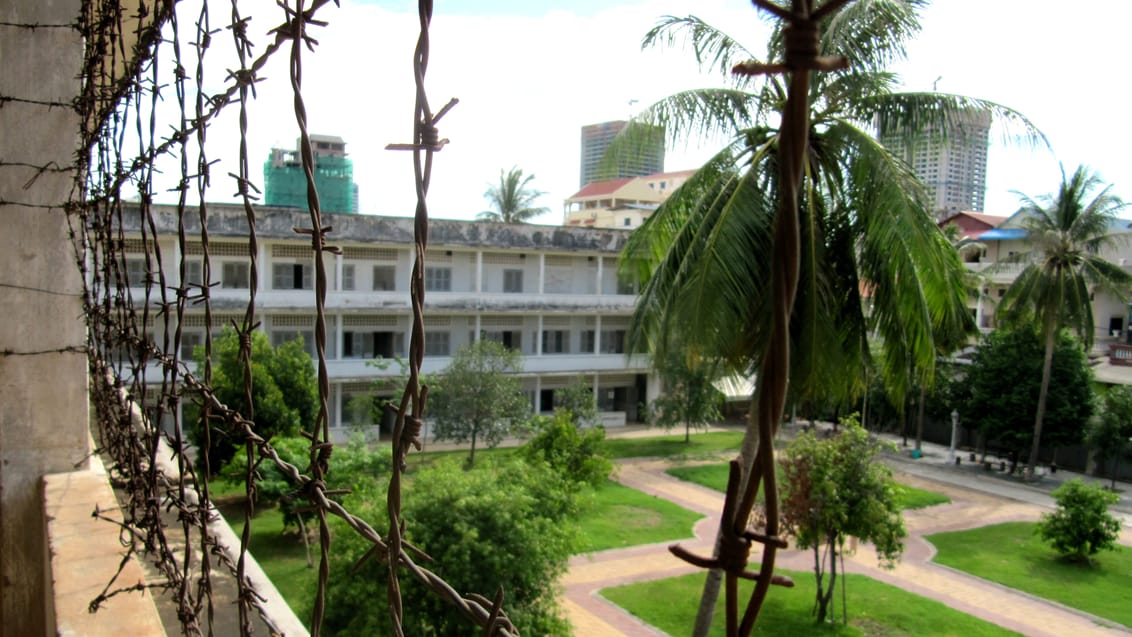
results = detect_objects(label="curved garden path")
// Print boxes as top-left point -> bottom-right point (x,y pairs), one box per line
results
562,457 -> 1132,637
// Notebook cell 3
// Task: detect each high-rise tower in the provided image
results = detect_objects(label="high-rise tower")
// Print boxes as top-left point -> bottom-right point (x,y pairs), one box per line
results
579,120 -> 665,188
264,134 -> 359,214
880,109 -> 991,218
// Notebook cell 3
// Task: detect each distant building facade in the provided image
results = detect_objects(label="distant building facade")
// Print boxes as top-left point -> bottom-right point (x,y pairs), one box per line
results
880,109 -> 991,218
118,203 -> 659,439
264,134 -> 359,214
564,170 -> 695,229
579,120 -> 665,188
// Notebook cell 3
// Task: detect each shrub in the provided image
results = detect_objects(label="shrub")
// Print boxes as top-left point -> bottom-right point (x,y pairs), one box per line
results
1037,479 -> 1122,562
521,411 -> 613,488
323,458 -> 576,636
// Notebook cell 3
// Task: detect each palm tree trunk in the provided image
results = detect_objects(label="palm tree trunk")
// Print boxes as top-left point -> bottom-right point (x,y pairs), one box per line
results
1026,326 -> 1057,479
691,389 -> 762,636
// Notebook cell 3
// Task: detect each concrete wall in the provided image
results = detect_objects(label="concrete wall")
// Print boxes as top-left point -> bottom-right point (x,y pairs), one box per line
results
0,1 -> 89,634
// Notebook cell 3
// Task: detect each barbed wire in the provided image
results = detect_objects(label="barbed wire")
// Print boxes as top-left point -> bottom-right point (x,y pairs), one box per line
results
0,0 -> 529,635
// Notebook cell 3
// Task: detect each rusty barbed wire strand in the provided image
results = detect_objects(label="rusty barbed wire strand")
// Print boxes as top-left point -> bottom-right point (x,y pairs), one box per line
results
59,1 -> 523,635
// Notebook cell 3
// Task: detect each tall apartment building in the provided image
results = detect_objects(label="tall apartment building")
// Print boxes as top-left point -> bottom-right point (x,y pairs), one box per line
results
579,120 -> 665,188
118,203 -> 657,439
880,109 -> 991,218
264,134 -> 359,214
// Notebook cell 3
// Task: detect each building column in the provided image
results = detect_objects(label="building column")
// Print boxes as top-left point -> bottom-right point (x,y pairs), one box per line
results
538,253 -> 546,295
596,256 -> 604,295
1,2 -> 88,633
334,314 -> 344,360
474,314 -> 481,341
258,241 -> 269,291
975,292 -> 985,329
594,315 -> 602,354
536,315 -> 544,356
475,250 -> 483,293
335,252 -> 343,292
534,376 -> 543,413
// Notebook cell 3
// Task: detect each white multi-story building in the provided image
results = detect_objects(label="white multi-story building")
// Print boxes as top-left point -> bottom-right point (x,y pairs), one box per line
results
881,109 -> 991,218
118,203 -> 658,438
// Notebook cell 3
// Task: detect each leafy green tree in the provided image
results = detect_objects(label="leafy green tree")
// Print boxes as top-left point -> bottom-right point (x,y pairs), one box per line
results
652,346 -> 724,443
428,340 -> 531,467
963,326 -> 1093,471
554,376 -> 599,428
1037,479 -> 1122,563
322,458 -> 576,636
521,411 -> 613,489
190,328 -> 317,472
477,166 -> 549,223
996,165 -> 1132,478
779,415 -> 906,624
1087,386 -> 1132,489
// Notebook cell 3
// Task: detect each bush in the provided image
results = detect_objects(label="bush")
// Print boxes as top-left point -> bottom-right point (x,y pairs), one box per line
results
322,458 -> 576,636
521,411 -> 613,488
222,435 -> 392,533
1037,479 -> 1122,562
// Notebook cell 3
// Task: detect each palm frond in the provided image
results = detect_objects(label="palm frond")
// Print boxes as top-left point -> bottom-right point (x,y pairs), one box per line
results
868,92 -> 1049,150
642,15 -> 762,83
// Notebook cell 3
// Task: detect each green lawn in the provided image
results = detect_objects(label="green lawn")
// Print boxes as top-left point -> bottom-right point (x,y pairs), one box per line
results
893,483 -> 951,510
221,504 -> 316,628
601,570 -> 1023,636
927,521 -> 1132,629
575,479 -> 704,553
666,463 -> 951,511
604,431 -> 744,459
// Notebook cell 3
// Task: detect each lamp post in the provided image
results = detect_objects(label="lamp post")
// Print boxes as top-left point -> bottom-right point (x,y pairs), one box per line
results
948,409 -> 959,465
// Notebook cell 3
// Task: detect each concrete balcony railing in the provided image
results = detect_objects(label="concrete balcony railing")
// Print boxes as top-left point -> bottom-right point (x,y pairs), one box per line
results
964,261 -> 1026,284
1109,343 -> 1132,366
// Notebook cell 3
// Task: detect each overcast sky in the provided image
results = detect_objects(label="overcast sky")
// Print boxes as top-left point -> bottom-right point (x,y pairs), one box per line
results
173,0 -> 1132,224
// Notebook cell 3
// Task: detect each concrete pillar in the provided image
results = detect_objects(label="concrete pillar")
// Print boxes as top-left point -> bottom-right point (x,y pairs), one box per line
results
474,250 -> 483,293
538,253 -> 545,295
0,2 -> 89,634
596,256 -> 604,295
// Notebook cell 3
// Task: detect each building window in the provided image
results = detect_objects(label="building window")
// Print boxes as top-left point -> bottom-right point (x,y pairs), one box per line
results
616,276 -> 636,295
125,258 -> 147,286
341,264 -> 355,291
580,330 -> 596,353
600,329 -> 626,354
425,266 -> 452,291
483,330 -> 521,351
221,262 -> 249,289
503,269 -> 523,293
623,218 -> 631,227
542,330 -> 569,354
343,331 -> 398,359
424,331 -> 450,356
271,330 -> 314,356
373,265 -> 396,291
185,260 -> 204,287
272,263 -> 312,290
180,332 -> 203,358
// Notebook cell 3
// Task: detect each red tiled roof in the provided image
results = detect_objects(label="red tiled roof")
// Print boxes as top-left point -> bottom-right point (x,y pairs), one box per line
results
568,178 -> 634,199
958,211 -> 1008,227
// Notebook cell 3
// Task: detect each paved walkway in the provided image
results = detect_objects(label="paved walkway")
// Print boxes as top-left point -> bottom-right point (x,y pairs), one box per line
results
562,445 -> 1132,636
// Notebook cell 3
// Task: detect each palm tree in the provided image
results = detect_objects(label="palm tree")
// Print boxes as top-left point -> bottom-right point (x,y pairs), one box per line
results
618,5 -> 1043,633
996,165 -> 1132,479
477,166 -> 548,223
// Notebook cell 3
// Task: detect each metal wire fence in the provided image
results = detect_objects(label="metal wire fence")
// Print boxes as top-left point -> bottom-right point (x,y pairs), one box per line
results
18,0 -> 517,634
